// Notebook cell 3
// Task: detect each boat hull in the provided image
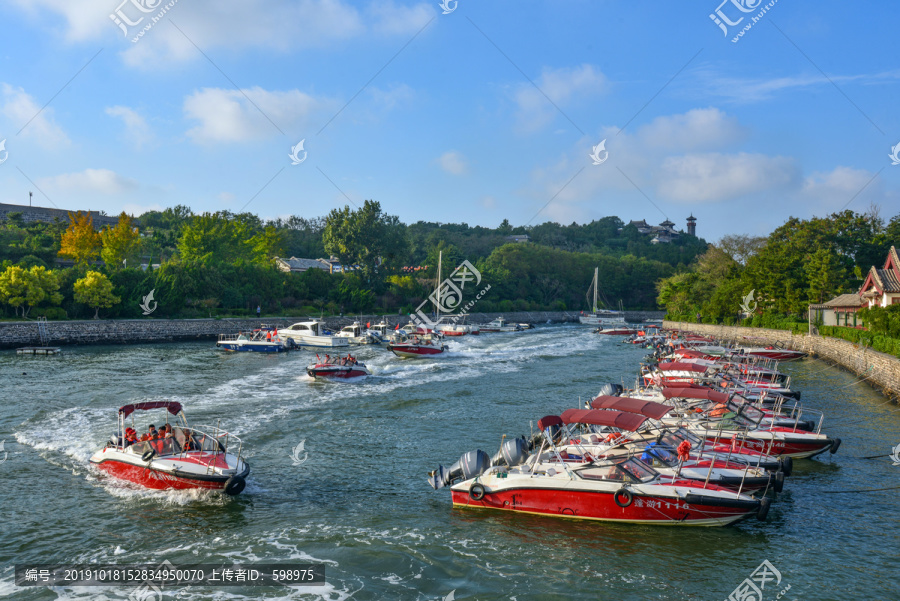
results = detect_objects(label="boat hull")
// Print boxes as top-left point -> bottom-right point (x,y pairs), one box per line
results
449,485 -> 756,526
387,344 -> 445,358
306,364 -> 371,379
91,457 -> 249,493
216,341 -> 285,352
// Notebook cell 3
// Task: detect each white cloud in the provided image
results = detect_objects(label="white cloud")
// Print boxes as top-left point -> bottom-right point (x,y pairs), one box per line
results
524,108 -> 801,223
183,87 -> 333,143
39,169 -> 138,195
658,152 -> 799,202
513,64 -> 606,133
801,166 -> 883,210
106,105 -> 154,149
438,151 -> 467,175
636,107 -> 745,151
480,195 -> 496,209
369,1 -> 434,35
1,84 -> 70,148
10,1 -> 435,68
693,68 -> 900,103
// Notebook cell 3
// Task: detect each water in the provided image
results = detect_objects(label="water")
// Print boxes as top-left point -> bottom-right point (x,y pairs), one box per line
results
1,326 -> 898,600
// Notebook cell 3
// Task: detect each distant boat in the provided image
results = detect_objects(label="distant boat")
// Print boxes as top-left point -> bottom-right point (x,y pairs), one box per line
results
579,267 -> 626,326
279,320 -> 349,348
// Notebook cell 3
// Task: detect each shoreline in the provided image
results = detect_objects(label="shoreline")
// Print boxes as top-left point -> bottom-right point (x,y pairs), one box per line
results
1,311 -> 665,349
664,320 -> 900,400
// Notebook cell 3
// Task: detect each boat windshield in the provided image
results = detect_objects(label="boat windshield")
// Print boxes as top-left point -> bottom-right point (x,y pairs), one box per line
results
123,426 -> 224,456
672,427 -> 702,445
641,444 -> 678,468
617,458 -> 658,482
728,400 -> 764,424
127,437 -> 181,457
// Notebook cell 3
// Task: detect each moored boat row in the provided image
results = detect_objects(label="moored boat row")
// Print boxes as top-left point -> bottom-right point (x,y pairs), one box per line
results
428,327 -> 835,526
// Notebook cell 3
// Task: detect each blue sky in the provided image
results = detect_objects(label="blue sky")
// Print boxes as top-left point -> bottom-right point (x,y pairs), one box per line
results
0,0 -> 897,239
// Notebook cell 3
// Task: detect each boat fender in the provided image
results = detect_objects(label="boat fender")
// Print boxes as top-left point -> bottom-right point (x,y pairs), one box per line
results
142,449 -> 156,463
613,488 -> 633,508
757,497 -> 771,521
830,438 -> 842,454
781,456 -> 793,477
224,475 -> 246,496
774,471 -> 784,493
469,483 -> 486,501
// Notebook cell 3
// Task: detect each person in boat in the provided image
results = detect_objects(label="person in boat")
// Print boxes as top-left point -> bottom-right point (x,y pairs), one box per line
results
124,427 -> 138,447
147,424 -> 158,440
325,354 -> 331,364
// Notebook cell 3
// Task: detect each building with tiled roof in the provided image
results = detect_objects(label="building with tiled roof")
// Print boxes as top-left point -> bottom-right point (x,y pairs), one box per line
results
810,245 -> 900,329
275,257 -> 332,273
860,246 -> 900,308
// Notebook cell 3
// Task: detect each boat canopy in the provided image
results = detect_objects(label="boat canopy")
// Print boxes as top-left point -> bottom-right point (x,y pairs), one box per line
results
590,396 -> 672,420
672,349 -> 708,358
661,387 -> 730,404
560,409 -> 648,432
118,401 -> 183,418
657,362 -> 710,373
537,415 -> 563,430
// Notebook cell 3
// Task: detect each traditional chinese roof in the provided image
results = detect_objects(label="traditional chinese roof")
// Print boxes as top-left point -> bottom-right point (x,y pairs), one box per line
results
276,257 -> 331,271
809,293 -> 866,311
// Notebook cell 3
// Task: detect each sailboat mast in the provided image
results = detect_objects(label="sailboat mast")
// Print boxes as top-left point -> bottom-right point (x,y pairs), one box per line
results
593,267 -> 598,313
436,251 -> 442,321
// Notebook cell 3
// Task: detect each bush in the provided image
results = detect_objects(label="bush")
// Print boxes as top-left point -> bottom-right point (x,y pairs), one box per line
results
819,325 -> 900,359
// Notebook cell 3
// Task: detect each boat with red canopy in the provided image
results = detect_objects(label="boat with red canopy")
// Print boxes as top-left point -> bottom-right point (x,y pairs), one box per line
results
89,401 -> 249,495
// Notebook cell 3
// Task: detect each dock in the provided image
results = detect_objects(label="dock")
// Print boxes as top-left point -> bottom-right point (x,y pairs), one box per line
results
17,346 -> 61,355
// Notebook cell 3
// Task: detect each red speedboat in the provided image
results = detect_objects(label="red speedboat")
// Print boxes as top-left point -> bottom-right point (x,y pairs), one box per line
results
387,336 -> 447,358
307,355 -> 371,379
429,413 -> 770,526
89,401 -> 249,495
742,346 -> 807,361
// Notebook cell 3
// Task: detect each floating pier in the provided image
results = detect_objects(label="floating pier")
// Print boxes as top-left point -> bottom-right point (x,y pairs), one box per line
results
16,346 -> 61,355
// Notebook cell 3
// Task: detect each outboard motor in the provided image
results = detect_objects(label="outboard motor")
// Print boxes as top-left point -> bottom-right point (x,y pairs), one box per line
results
500,437 -> 528,467
596,383 -> 623,398
460,449 -> 491,480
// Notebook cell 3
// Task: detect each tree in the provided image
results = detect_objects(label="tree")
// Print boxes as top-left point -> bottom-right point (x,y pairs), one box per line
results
322,200 -> 409,285
101,212 -> 140,268
717,234 -> 767,265
177,212 -> 284,266
59,212 -> 102,265
74,270 -> 120,319
0,265 -> 62,317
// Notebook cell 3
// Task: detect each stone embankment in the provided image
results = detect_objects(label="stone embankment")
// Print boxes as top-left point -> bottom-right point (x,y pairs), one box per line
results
665,321 -> 900,399
0,311 -> 664,349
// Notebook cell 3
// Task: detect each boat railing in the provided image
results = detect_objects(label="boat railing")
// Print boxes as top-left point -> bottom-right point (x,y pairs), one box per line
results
186,424 -> 244,471
218,333 -> 250,343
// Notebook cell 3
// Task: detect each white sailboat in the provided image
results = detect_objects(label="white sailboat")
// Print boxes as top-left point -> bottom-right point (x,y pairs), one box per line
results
578,267 -> 626,325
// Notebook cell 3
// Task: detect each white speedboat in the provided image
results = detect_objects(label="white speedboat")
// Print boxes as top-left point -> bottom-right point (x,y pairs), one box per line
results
336,321 -> 380,345
480,317 -> 522,332
280,320 -> 349,348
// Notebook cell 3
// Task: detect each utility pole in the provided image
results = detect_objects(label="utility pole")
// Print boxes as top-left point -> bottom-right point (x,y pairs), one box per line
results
29,191 -> 32,207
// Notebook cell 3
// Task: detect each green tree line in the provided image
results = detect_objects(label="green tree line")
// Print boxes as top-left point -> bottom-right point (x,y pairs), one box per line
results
0,203 -> 704,319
